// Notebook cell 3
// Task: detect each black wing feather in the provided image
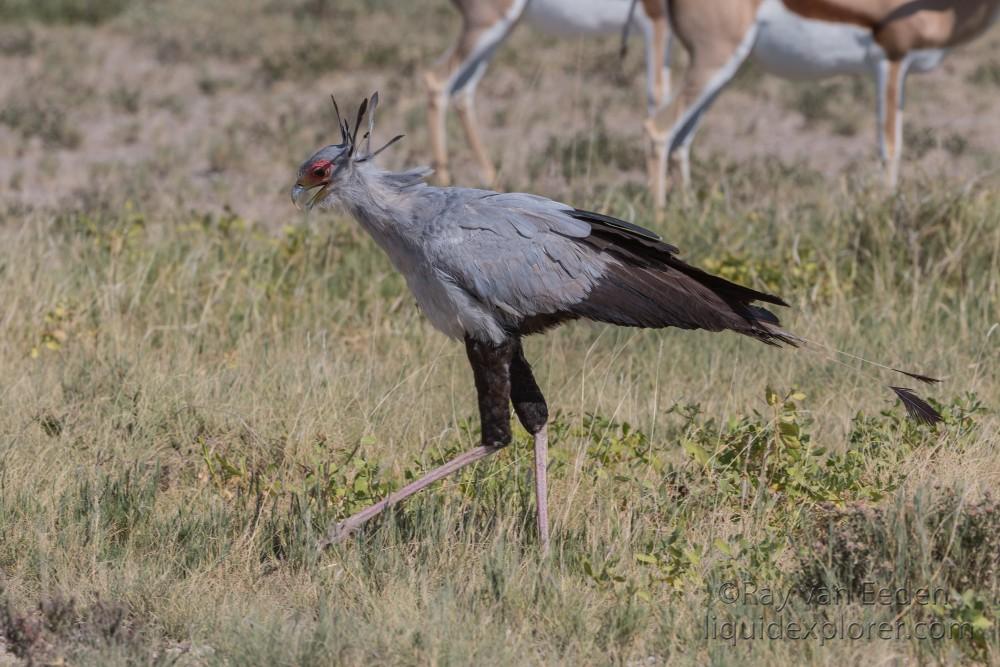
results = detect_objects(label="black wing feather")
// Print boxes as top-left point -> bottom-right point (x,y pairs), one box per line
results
569,208 -> 787,308
556,208 -> 794,345
569,209 -> 668,245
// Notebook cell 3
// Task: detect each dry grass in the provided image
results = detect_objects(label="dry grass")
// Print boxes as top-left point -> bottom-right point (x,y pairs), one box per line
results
1,1 -> 999,664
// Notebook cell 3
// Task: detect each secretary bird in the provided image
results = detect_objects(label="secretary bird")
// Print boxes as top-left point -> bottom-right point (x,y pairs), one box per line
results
292,93 -> 941,553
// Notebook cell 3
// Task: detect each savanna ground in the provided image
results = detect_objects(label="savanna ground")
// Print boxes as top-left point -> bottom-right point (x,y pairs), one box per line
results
1,0 -> 999,664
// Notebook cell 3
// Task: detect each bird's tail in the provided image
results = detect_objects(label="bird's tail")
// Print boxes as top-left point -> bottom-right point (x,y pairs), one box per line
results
565,207 -> 943,424
675,264 -> 944,425
751,319 -> 943,424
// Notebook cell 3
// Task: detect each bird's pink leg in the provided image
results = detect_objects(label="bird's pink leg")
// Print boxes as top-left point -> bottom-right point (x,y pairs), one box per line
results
533,426 -> 550,555
319,445 -> 502,548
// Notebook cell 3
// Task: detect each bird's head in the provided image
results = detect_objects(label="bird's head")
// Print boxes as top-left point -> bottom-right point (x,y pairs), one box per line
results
292,141 -> 350,210
291,92 -> 404,210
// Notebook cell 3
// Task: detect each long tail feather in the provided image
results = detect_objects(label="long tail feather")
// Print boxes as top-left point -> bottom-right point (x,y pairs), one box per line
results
891,386 -> 944,424
776,331 -> 941,385
766,329 -> 943,424
895,369 -> 941,385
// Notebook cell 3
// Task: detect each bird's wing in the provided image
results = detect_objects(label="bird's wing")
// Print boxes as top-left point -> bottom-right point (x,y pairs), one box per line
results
563,208 -> 793,343
425,190 -> 792,343
425,192 -> 609,320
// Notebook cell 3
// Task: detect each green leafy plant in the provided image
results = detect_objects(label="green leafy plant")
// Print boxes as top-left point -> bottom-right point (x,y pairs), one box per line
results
678,388 -> 882,508
700,247 -> 844,304
633,528 -> 704,590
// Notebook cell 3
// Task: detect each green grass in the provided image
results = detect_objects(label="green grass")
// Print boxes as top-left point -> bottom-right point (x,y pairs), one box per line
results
1,177 -> 998,664
0,0 -> 133,24
1,0 -> 1000,662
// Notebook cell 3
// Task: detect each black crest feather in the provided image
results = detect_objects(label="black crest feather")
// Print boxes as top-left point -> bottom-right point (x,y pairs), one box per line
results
330,95 -> 348,144
349,97 -> 369,155
364,91 -> 379,156
358,134 -> 405,162
890,386 -> 943,425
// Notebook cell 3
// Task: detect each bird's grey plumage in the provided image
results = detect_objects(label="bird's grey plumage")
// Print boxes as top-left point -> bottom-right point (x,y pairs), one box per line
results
422,190 -> 608,338
322,172 -> 602,343
297,156 -> 791,347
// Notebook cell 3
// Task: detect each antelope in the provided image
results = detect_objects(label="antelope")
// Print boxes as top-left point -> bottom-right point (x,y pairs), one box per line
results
424,0 -> 672,186
785,0 -> 1000,52
646,0 -> 1000,208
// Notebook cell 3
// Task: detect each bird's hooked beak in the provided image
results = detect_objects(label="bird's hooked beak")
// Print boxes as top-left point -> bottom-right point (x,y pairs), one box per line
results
293,143 -> 353,211
291,181 -> 330,211
292,154 -> 338,210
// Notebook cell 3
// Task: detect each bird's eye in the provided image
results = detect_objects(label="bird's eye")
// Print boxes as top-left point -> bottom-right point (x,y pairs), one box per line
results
312,165 -> 328,178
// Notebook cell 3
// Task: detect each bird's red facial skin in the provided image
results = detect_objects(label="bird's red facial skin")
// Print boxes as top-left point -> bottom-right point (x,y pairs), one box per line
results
298,159 -> 333,187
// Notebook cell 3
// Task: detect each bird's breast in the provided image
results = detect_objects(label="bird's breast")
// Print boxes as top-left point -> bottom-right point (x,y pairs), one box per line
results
401,267 -> 507,344
374,239 -> 508,345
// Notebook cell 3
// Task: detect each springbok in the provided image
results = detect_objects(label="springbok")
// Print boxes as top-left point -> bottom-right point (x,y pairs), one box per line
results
424,0 -> 672,186
784,0 -> 1000,51
646,0 -> 1000,208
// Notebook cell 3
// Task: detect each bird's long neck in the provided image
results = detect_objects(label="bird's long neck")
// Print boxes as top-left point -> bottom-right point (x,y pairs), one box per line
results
336,163 -> 429,236
334,163 -> 433,267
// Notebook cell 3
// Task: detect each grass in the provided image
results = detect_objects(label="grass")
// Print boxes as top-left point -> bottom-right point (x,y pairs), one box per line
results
2,177 -> 998,665
2,1 -> 1000,664
0,0 -> 133,25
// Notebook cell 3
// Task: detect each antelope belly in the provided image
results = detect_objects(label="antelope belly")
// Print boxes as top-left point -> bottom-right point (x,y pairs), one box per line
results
524,0 -> 639,36
753,0 -> 882,79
